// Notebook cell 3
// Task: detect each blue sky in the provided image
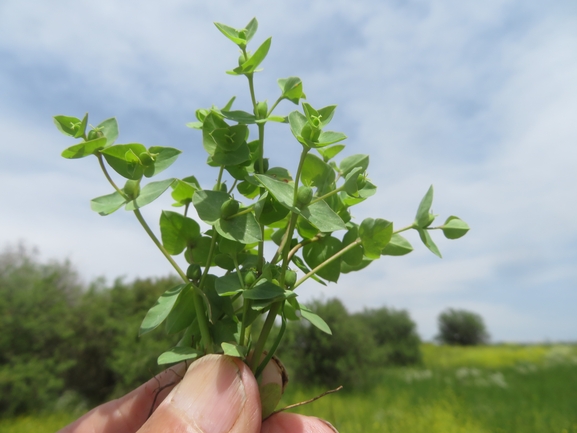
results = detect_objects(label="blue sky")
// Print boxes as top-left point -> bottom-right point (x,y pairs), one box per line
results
1,0 -> 576,342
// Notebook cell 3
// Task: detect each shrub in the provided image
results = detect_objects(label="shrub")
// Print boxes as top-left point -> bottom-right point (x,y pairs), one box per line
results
436,308 -> 489,346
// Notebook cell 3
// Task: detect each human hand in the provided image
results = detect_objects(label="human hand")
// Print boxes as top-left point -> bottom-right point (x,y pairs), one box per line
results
59,354 -> 338,433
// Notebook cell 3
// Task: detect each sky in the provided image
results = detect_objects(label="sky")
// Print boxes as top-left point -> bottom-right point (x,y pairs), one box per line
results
1,0 -> 576,342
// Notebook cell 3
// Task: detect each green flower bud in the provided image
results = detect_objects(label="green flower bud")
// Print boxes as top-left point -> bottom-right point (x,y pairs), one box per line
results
87,129 -> 103,141
296,186 -> 313,208
238,52 -> 248,66
284,270 -> 297,288
139,152 -> 155,166
123,180 -> 140,199
255,101 -> 268,119
254,158 -> 269,174
186,264 -> 202,280
220,199 -> 240,219
244,270 -> 256,287
441,216 -> 470,240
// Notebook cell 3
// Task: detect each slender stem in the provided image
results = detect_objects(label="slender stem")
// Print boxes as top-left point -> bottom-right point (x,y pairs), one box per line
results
216,166 -> 224,190
293,239 -> 362,290
309,185 -> 345,206
394,223 -> 416,234
255,314 -> 286,378
97,153 -> 127,199
246,73 -> 258,108
267,96 -> 284,118
249,301 -> 282,373
227,205 -> 255,219
133,209 -> 188,281
287,235 -> 320,262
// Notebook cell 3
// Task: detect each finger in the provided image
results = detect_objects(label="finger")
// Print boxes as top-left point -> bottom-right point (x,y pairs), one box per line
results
59,362 -> 187,433
139,354 -> 262,433
262,412 -> 339,433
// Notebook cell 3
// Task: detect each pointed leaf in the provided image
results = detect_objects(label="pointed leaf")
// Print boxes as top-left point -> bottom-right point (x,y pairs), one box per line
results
221,110 -> 256,124
313,131 -> 346,148
101,143 -> 147,180
441,216 -> 470,239
157,347 -> 202,365
382,233 -> 414,256
53,115 -> 82,137
303,236 -> 342,282
97,118 -> 119,146
415,185 -> 434,228
254,174 -> 297,211
340,154 -> 369,177
143,146 -> 181,178
140,284 -> 187,335
245,17 -> 258,42
301,200 -> 347,232
61,137 -> 107,159
288,111 -> 307,140
160,211 -> 201,255
214,22 -> 244,45
300,306 -> 332,334
317,144 -> 345,161
240,37 -> 272,73
417,228 -> 442,258
243,279 -> 286,300
278,76 -> 306,104
192,190 -> 230,224
125,178 -> 176,210
216,212 -> 262,244
359,218 -> 393,259
90,191 -> 127,216
165,284 -> 197,334
215,273 -> 244,296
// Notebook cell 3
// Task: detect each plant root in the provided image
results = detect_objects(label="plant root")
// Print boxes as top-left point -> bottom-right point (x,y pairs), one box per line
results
269,385 -> 343,417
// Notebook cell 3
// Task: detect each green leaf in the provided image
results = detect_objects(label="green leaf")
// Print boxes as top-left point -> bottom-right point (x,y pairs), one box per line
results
382,233 -> 414,256
417,228 -> 442,258
278,76 -> 306,104
343,167 -> 364,196
143,146 -> 181,178
101,144 -> 147,180
75,113 -> 88,138
160,211 -> 201,255
215,273 -> 244,296
296,216 -> 319,239
441,216 -> 470,240
97,118 -> 119,146
61,137 -> 107,159
214,22 -> 245,45
219,237 -> 245,256
237,181 -> 260,199
313,131 -> 347,148
212,142 -> 251,166
291,255 -> 326,286
125,178 -> 176,210
317,144 -> 345,161
158,347 -> 202,365
359,218 -> 393,259
221,342 -> 247,358
301,153 -> 335,191
140,284 -> 187,335
186,237 -> 213,265
243,279 -> 285,300
303,236 -> 342,282
171,178 -> 199,206
192,190 -> 230,224
415,185 -> 435,228
340,154 -> 369,177
53,115 -> 82,137
245,17 -> 258,42
341,225 -> 363,265
341,257 -> 373,274
216,212 -> 262,244
90,191 -> 127,216
254,174 -> 296,211
256,193 -> 291,226
221,110 -> 256,124
165,284 -> 197,334
202,112 -> 229,155
341,180 -> 377,206
301,200 -> 347,233
288,111 -> 307,141
300,306 -> 332,334
240,37 -> 272,73
317,105 -> 337,127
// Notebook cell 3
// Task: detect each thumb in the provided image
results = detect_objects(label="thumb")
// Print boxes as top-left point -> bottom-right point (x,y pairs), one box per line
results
139,354 -> 261,433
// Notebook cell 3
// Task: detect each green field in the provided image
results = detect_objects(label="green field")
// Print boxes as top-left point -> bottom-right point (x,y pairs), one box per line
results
2,344 -> 577,433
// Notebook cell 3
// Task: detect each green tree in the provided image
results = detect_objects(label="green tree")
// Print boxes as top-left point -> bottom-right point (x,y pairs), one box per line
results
436,308 -> 489,346
355,306 -> 422,366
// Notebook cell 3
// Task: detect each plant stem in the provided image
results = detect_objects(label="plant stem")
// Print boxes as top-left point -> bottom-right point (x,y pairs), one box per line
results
96,153 -> 127,199
394,223 -> 416,234
308,185 -> 345,206
292,239 -> 362,290
132,209 -> 189,282
249,301 -> 282,373
267,96 -> 283,117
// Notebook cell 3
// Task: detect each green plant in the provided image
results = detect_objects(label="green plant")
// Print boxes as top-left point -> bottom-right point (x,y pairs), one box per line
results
53,18 -> 469,417
436,308 -> 489,346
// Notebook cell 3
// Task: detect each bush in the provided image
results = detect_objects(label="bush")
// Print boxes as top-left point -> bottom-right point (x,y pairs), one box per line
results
277,299 -> 422,389
436,308 -> 489,346
355,307 -> 422,366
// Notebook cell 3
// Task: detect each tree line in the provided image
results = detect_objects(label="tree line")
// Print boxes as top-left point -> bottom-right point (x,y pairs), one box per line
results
0,244 -> 487,416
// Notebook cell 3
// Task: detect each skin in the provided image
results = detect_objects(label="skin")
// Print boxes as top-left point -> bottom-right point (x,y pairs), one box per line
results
59,355 -> 338,433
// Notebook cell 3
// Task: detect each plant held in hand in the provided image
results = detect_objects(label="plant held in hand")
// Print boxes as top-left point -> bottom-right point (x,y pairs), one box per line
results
53,18 -> 469,418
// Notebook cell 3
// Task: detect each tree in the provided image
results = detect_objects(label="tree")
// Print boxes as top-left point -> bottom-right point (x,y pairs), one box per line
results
436,308 -> 489,346
355,307 -> 422,365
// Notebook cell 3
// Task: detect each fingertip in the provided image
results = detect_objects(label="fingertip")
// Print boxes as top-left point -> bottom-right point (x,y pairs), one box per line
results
262,412 -> 338,433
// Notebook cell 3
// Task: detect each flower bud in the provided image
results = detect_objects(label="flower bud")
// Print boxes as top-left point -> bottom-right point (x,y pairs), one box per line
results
296,185 -> 313,208
220,199 -> 240,219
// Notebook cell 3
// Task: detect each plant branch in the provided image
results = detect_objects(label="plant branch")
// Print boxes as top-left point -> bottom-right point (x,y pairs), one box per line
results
293,239 -> 361,290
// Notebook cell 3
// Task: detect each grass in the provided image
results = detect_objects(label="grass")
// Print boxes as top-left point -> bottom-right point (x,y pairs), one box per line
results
2,344 -> 577,433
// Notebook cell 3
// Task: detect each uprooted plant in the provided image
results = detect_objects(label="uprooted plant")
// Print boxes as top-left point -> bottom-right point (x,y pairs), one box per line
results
53,17 -> 469,418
